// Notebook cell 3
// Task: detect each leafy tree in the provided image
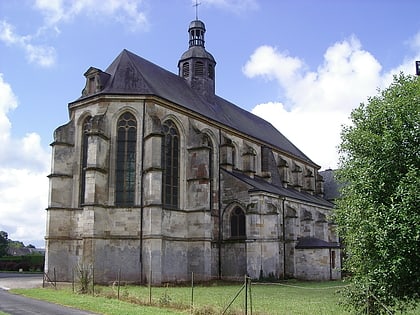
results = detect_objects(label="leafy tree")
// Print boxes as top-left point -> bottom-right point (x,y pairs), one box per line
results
335,73 -> 420,314
0,231 -> 9,257
8,240 -> 25,249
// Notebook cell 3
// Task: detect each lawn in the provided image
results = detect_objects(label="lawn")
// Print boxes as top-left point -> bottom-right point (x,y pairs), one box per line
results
12,280 -> 420,315
12,280 -> 350,315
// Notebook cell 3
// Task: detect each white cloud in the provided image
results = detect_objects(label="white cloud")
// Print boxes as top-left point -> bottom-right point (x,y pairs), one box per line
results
0,74 -> 49,247
244,34 -> 420,170
34,0 -> 149,32
0,74 -> 18,142
200,0 -> 259,13
0,20 -> 56,67
0,168 -> 48,247
0,0 -> 149,68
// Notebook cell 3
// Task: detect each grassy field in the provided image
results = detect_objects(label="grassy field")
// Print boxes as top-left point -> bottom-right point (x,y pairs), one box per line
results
12,280 -> 349,315
12,280 -> 420,314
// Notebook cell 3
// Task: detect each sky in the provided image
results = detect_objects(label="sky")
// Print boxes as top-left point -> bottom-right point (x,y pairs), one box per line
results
0,0 -> 419,248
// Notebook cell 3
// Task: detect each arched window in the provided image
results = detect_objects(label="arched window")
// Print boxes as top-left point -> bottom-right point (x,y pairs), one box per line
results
115,112 -> 137,206
80,116 -> 91,206
231,207 -> 246,238
162,120 -> 179,209
232,147 -> 236,169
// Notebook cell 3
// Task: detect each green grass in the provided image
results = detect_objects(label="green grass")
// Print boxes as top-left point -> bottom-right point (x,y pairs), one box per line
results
12,286 -> 182,315
12,280 -> 349,315
11,280 -> 420,315
0,312 -> 11,315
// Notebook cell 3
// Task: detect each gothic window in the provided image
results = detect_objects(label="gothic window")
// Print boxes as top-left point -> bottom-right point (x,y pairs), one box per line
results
232,147 -> 236,169
194,61 -> 204,76
182,62 -> 190,78
231,207 -> 246,238
261,147 -> 269,172
162,120 -> 179,209
203,134 -> 213,178
115,112 -> 137,206
79,116 -> 91,206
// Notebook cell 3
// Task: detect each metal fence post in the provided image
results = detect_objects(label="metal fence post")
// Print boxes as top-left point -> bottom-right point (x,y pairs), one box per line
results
191,272 -> 194,313
244,275 -> 248,315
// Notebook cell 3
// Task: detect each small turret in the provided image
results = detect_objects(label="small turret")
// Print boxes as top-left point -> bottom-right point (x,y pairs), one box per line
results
178,19 -> 216,100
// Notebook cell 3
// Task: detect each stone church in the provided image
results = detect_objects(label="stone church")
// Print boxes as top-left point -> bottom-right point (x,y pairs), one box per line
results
45,18 -> 341,284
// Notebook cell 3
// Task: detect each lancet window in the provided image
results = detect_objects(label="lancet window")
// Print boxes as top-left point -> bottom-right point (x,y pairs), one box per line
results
231,207 -> 246,238
79,116 -> 91,206
162,120 -> 180,209
115,112 -> 137,206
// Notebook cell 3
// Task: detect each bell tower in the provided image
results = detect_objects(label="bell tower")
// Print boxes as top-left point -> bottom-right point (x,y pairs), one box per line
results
178,19 -> 216,100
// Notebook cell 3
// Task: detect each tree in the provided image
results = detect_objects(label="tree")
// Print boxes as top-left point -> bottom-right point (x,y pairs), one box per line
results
335,73 -> 420,314
0,231 -> 9,257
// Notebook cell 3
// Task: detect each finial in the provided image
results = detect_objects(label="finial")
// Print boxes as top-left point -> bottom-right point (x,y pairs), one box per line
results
193,0 -> 201,20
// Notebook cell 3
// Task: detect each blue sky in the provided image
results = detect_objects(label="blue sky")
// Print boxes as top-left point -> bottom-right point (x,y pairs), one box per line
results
0,0 -> 419,247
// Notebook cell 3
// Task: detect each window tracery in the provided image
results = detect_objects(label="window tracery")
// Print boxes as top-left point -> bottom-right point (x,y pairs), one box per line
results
115,112 -> 137,206
162,120 -> 180,209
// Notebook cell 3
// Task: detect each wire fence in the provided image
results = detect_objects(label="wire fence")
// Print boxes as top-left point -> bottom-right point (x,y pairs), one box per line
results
57,266 -> 353,315
43,266 -> 407,315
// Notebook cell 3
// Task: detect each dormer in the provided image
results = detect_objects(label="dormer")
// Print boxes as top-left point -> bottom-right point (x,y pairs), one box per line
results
82,67 -> 110,97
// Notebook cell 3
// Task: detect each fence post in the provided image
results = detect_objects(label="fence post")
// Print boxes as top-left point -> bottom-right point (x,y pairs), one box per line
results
53,268 -> 56,288
148,269 -> 152,304
72,267 -> 75,293
244,275 -> 248,315
191,272 -> 194,313
92,266 -> 95,296
249,277 -> 253,315
117,268 -> 121,300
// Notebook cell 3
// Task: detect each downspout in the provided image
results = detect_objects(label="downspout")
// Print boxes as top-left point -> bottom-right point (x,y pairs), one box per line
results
139,99 -> 146,283
218,128 -> 222,279
282,197 -> 286,280
329,248 -> 332,280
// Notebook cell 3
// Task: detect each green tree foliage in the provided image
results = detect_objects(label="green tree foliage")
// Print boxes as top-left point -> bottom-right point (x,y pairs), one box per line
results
335,74 -> 420,314
0,231 -> 8,257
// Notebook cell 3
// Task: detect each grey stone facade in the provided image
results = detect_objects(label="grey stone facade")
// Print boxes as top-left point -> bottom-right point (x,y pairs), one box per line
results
45,19 -> 341,284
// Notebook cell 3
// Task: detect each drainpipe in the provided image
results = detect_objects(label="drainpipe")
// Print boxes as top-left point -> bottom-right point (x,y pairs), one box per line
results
139,99 -> 146,283
329,248 -> 332,280
282,197 -> 286,280
218,129 -> 222,279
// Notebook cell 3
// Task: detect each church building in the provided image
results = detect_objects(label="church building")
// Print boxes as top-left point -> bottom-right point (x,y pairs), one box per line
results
45,18 -> 341,284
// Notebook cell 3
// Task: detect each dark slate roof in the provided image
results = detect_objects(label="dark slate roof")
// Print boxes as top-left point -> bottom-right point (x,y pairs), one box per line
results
295,237 -> 340,249
73,49 -> 315,165
179,45 -> 215,63
223,169 -> 334,208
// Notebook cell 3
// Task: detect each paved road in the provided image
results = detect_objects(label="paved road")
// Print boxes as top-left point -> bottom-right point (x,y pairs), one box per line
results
0,273 -> 98,315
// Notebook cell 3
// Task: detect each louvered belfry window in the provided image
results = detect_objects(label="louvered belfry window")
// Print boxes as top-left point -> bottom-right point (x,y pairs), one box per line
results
162,120 -> 179,209
115,112 -> 137,206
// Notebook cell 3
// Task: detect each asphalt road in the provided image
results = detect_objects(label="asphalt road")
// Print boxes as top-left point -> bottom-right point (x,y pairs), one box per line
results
0,273 -> 98,315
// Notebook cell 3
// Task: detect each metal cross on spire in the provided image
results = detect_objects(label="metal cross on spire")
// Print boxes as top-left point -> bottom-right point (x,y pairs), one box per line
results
193,0 -> 201,20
